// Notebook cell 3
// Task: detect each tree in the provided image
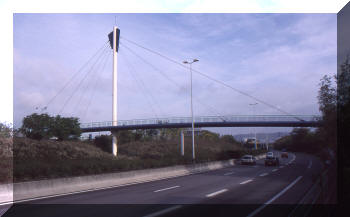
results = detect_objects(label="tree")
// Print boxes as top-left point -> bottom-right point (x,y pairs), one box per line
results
133,130 -> 143,141
338,56 -> 350,166
51,115 -> 81,140
20,113 -> 81,140
318,75 -> 337,149
117,130 -> 134,144
20,113 -> 53,140
144,129 -> 158,141
94,135 -> 112,153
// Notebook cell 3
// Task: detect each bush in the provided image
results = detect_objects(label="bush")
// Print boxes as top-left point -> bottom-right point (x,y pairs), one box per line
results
0,122 -> 12,138
94,135 -> 112,153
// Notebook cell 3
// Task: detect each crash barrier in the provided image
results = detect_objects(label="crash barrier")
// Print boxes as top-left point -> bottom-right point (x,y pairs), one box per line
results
0,184 -> 12,205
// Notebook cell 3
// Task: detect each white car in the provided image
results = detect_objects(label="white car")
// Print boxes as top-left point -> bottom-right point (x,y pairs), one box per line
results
241,155 -> 257,165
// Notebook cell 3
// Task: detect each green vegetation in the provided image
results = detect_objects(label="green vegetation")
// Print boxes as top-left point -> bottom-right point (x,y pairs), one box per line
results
20,113 -> 81,140
0,123 -> 13,184
273,128 -> 330,160
273,73 -> 338,160
13,130 -> 265,182
273,57 -> 350,201
338,57 -> 350,201
0,122 -> 12,138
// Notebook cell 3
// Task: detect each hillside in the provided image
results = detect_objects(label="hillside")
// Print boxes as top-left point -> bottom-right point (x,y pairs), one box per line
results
0,137 -> 12,184
12,136 -> 265,182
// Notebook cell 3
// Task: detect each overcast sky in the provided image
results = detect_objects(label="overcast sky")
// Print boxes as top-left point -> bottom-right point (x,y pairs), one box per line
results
13,13 -> 336,134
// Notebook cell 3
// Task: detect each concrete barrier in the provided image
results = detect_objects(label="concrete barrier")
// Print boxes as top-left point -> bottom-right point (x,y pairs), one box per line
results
1,153 -> 266,203
0,184 -> 12,204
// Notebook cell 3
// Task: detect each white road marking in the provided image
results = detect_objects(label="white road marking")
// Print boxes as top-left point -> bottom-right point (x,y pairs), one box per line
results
272,169 -> 278,172
143,205 -> 183,217
240,179 -> 253,185
206,189 -> 228,198
154,186 -> 180,193
224,172 -> 235,176
0,201 -> 12,206
246,176 -> 303,217
259,173 -> 268,177
308,160 -> 312,169
279,166 -> 284,168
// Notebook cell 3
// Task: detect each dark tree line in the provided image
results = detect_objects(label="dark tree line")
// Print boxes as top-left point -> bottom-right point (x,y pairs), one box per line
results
274,57 -> 350,161
338,57 -> 350,166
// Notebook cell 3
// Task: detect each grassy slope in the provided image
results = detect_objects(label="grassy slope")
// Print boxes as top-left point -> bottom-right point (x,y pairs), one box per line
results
0,137 -> 12,184
13,137 -> 265,182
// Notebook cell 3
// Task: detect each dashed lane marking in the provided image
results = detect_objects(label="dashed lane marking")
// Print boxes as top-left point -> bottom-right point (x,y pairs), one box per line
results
206,189 -> 228,198
154,186 -> 180,193
240,179 -> 253,185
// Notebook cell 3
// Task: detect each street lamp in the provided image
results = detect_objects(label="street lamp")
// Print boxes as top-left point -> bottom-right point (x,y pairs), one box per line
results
183,59 -> 199,162
249,103 -> 258,149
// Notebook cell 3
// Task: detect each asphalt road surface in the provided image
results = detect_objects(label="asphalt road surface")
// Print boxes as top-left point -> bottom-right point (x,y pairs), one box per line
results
2,151 -> 328,217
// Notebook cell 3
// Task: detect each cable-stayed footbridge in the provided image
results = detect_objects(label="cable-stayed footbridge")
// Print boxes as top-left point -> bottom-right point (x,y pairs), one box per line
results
38,25 -> 322,156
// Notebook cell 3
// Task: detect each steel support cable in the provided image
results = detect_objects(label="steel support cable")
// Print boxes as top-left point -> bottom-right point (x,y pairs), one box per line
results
120,50 -> 160,120
73,49 -> 111,116
42,41 -> 109,111
82,50 -> 112,120
58,45 -> 110,115
121,37 -> 304,121
121,43 -> 227,121
120,45 -> 168,118
72,48 -> 111,115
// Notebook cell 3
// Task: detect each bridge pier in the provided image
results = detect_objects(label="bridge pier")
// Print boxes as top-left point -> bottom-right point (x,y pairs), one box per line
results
110,25 -> 120,157
180,130 -> 184,156
112,132 -> 118,156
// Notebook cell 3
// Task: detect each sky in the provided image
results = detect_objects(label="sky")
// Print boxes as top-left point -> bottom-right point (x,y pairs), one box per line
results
12,13 -> 337,135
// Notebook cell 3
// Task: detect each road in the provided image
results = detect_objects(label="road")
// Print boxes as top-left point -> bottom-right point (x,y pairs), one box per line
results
2,151 -> 326,217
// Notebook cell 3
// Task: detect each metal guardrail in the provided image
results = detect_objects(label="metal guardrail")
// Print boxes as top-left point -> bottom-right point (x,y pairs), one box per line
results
80,115 -> 321,129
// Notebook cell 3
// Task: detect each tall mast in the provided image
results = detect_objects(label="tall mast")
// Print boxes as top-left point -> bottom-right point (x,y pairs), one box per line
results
109,26 -> 120,156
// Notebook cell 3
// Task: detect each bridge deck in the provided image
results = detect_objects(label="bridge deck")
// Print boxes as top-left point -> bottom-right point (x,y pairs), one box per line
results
81,115 -> 321,132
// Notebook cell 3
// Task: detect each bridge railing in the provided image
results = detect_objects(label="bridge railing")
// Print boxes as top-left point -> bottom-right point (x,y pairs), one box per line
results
80,115 -> 321,129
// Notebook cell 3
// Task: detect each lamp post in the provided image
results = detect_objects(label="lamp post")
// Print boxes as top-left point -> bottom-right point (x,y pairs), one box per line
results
183,59 -> 199,162
249,103 -> 258,149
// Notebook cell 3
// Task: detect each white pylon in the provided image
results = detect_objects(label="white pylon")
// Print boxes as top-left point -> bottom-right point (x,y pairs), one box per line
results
112,26 -> 118,156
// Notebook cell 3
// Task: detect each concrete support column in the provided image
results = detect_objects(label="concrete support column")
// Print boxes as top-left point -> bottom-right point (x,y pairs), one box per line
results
112,131 -> 118,156
112,26 -> 118,157
180,130 -> 184,156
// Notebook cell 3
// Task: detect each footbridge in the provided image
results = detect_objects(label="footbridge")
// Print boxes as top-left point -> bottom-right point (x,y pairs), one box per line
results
81,115 -> 322,132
